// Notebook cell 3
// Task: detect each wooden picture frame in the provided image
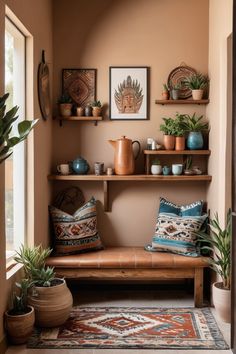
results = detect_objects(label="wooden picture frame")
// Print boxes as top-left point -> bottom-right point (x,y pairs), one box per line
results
62,68 -> 96,107
109,66 -> 149,120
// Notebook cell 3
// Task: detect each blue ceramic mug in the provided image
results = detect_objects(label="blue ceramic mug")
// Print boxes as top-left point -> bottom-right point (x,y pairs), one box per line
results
163,166 -> 171,175
172,164 -> 183,175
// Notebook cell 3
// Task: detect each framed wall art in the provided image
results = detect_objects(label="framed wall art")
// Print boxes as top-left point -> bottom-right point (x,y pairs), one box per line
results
62,68 -> 96,107
109,66 -> 149,120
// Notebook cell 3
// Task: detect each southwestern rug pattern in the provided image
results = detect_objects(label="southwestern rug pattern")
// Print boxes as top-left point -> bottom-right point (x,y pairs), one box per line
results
27,307 -> 229,350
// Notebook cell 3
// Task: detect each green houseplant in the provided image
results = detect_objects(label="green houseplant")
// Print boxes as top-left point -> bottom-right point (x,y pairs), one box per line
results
91,100 -> 102,117
162,83 -> 169,100
5,279 -> 35,344
170,82 -> 182,100
183,72 -> 209,100
160,117 -> 176,150
14,244 -> 73,327
58,94 -> 73,117
198,210 -> 231,322
182,113 -> 209,150
174,113 -> 186,151
0,93 -> 37,164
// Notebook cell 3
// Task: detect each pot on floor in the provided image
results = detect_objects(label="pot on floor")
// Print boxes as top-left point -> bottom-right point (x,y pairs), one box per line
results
28,278 -> 73,327
212,281 -> 231,323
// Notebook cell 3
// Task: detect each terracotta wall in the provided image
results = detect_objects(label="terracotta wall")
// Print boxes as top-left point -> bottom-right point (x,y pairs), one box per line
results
52,0 -> 209,246
206,0 -> 233,223
0,0 -> 53,346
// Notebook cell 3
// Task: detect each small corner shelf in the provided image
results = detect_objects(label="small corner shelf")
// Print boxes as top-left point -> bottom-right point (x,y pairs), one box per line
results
155,99 -> 209,105
56,116 -> 103,126
48,173 -> 212,212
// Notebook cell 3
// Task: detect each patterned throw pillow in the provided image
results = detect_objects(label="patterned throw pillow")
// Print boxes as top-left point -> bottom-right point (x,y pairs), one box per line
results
159,197 -> 203,216
49,197 -> 103,255
151,213 -> 208,257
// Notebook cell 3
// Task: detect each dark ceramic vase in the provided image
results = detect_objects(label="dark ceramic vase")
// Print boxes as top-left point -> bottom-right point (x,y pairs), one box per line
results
84,106 -> 92,117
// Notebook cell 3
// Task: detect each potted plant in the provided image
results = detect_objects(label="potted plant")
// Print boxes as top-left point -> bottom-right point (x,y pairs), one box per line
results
174,113 -> 186,151
183,72 -> 209,100
0,93 -> 38,164
170,82 -> 182,100
58,94 -> 73,117
151,159 -> 162,175
5,279 -> 35,344
160,117 -> 176,150
14,244 -> 73,327
91,100 -> 102,117
198,210 -> 231,322
161,83 -> 169,100
182,113 -> 209,150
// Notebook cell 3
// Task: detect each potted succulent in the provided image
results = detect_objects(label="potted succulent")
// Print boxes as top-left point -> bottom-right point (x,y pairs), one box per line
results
14,244 -> 73,327
91,100 -> 102,117
170,82 -> 182,100
183,72 -> 209,100
5,279 -> 35,344
182,113 -> 209,150
198,210 -> 231,323
160,117 -> 176,150
58,94 -> 73,117
161,83 -> 169,100
151,159 -> 162,175
0,93 -> 38,164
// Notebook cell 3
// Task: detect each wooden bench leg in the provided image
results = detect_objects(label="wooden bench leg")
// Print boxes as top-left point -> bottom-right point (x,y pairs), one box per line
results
194,268 -> 203,307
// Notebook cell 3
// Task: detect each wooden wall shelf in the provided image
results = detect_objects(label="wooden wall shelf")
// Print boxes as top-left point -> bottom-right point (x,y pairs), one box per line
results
48,174 -> 212,212
155,99 -> 209,105
56,116 -> 103,126
144,150 -> 211,155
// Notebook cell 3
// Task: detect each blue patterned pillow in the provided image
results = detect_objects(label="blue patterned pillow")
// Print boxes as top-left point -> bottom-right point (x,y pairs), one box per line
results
159,197 -> 203,216
49,197 -> 103,255
151,213 -> 208,257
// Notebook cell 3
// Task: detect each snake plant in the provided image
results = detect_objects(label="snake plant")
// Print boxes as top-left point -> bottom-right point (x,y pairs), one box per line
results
198,210 -> 231,290
0,93 -> 38,163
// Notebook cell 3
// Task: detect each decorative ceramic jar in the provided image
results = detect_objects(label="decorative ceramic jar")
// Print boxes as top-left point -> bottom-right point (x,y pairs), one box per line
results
76,107 -> 84,116
72,156 -> 90,174
187,132 -> 204,150
84,105 -> 92,117
151,164 -> 162,175
59,103 -> 72,117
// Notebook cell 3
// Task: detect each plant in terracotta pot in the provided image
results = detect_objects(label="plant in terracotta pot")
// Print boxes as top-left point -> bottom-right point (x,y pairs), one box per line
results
174,113 -> 186,151
183,72 -> 209,100
161,83 -> 169,100
198,210 -> 231,323
151,159 -> 162,175
0,93 -> 38,163
160,117 -> 176,150
91,100 -> 102,117
14,244 -> 73,328
58,94 -> 73,117
5,279 -> 35,344
182,113 -> 209,150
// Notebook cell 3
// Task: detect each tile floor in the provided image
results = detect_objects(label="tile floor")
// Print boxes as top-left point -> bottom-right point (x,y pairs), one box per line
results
6,283 -> 232,354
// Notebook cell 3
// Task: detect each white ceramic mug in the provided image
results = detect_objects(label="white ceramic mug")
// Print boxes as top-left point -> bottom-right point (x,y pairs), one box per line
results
172,164 -> 183,175
57,164 -> 70,175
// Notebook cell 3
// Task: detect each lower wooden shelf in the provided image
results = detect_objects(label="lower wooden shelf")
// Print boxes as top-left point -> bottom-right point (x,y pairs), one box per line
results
48,174 -> 212,211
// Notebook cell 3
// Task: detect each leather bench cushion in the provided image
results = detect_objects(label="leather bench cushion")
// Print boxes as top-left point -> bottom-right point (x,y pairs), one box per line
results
46,247 -> 209,269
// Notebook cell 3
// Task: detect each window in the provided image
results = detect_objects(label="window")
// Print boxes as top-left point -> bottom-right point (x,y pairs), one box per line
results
5,17 -> 26,261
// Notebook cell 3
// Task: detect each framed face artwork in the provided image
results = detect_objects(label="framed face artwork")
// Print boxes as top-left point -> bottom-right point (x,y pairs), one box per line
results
109,66 -> 149,120
62,68 -> 96,107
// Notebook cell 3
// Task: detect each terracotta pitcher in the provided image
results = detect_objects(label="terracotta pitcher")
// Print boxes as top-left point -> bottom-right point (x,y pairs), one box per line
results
108,136 -> 140,175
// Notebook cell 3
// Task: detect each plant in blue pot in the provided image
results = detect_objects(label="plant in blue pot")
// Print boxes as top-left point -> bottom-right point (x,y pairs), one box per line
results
182,113 -> 209,150
72,157 -> 90,174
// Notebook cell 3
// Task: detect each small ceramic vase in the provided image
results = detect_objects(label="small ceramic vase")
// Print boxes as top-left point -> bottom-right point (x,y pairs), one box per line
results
76,107 -> 84,116
187,132 -> 204,150
151,164 -> 162,175
84,106 -> 92,117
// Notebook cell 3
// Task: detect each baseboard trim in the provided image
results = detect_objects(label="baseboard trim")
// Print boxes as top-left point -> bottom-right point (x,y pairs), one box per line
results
0,336 -> 8,354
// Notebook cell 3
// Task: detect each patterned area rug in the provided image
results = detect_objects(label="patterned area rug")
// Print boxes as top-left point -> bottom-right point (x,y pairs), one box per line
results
27,307 -> 229,350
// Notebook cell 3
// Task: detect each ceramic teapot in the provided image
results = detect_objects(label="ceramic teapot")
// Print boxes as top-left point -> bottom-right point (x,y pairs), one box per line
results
108,136 -> 141,175
72,156 -> 90,175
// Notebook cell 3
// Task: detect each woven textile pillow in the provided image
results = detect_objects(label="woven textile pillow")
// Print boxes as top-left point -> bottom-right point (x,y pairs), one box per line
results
159,197 -> 203,216
49,197 -> 103,255
151,213 -> 208,257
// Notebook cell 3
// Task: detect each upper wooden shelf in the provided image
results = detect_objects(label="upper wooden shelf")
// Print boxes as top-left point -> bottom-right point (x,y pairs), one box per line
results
155,99 -> 209,105
143,150 -> 211,155
56,116 -> 103,126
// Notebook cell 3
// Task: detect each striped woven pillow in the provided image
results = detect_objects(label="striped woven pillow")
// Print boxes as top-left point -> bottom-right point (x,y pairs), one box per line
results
49,197 -> 103,255
152,213 -> 208,257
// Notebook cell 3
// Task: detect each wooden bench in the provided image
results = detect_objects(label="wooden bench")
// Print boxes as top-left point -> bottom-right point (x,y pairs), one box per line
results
46,246 -> 209,307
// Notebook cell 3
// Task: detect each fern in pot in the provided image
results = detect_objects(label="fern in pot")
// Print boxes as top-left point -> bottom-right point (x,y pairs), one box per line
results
14,245 -> 73,327
182,113 -> 209,150
198,210 -> 231,322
